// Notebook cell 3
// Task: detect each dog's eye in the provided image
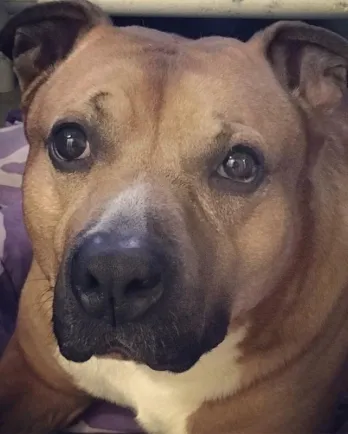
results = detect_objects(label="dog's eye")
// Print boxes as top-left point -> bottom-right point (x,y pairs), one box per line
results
217,145 -> 262,184
50,123 -> 90,162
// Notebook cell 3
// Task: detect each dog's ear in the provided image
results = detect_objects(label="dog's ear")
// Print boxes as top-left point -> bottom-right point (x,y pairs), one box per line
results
0,0 -> 111,95
250,21 -> 348,112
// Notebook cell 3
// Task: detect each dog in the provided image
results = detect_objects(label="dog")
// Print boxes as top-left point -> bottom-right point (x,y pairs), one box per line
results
1,1 -> 348,433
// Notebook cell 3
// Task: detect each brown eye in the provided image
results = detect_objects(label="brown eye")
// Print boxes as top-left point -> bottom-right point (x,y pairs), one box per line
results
49,123 -> 90,162
217,144 -> 262,184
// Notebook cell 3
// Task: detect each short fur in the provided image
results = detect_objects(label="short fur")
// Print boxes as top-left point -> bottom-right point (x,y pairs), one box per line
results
1,1 -> 348,433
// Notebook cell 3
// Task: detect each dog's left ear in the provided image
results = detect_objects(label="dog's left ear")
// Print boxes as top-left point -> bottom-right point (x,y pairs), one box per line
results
250,21 -> 348,112
0,0 -> 111,95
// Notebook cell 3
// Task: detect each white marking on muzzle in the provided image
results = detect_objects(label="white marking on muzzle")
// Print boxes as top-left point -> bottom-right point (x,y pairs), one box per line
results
87,183 -> 150,237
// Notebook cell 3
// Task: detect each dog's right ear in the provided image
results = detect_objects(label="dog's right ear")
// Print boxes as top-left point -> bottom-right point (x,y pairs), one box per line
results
249,21 -> 348,113
0,0 -> 111,96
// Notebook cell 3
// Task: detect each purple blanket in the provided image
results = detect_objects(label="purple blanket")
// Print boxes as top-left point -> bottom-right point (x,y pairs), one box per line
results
0,123 -> 30,354
0,120 -> 141,434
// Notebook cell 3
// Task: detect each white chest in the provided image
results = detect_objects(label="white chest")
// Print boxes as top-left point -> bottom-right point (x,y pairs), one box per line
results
58,328 -> 246,434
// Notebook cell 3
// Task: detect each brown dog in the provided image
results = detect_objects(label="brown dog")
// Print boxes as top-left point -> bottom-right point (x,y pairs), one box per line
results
1,1 -> 348,433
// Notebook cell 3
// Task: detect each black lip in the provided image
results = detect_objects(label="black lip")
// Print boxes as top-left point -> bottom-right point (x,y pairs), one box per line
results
58,343 -> 94,363
100,342 -> 199,373
100,353 -> 197,373
58,338 -> 199,372
147,358 -> 198,373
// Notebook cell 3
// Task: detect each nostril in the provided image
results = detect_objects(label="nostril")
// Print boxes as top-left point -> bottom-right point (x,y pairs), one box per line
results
71,252 -> 107,317
85,271 -> 100,293
125,273 -> 162,297
79,291 -> 106,317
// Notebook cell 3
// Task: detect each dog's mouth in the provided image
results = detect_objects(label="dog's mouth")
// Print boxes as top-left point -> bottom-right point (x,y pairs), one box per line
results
58,337 -> 132,364
53,295 -> 229,374
53,301 -> 207,373
99,349 -> 199,373
57,331 -> 202,373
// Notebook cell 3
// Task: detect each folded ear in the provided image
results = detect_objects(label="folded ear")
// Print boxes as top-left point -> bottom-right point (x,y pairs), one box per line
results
250,21 -> 348,112
0,0 -> 111,96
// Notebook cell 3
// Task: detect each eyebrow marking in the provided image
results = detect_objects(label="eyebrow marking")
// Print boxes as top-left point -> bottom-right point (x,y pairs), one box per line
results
88,91 -> 111,117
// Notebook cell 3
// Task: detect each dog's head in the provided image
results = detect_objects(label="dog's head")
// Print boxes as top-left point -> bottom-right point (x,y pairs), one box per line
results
2,1 -> 348,373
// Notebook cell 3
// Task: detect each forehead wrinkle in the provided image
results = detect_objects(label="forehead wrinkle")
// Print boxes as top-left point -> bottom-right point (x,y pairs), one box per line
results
151,58 -> 174,151
123,46 -> 179,165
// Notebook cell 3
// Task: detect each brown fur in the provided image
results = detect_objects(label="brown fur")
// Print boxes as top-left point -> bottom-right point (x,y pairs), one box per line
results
1,1 -> 348,433
0,263 -> 90,433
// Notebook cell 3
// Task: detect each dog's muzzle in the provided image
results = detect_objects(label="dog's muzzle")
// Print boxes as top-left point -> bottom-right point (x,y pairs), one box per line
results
53,203 -> 229,372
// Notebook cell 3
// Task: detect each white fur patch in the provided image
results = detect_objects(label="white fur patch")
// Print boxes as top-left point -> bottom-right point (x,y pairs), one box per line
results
57,327 -> 246,434
87,183 -> 149,236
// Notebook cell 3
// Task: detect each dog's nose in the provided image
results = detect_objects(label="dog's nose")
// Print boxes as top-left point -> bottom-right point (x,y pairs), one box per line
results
70,233 -> 164,323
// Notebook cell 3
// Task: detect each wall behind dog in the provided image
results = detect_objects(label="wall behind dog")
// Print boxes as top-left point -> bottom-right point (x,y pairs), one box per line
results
110,15 -> 348,41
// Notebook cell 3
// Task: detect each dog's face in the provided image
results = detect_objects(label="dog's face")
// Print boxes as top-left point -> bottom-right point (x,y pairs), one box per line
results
24,29 -> 304,371
1,1 -> 348,373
